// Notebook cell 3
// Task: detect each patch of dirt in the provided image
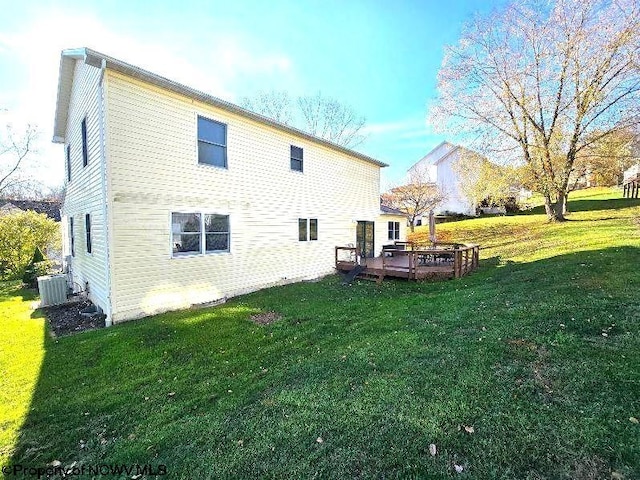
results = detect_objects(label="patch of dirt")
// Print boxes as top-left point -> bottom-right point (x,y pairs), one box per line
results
507,339 -> 553,401
570,456 -> 610,480
40,300 -> 106,336
250,311 -> 282,325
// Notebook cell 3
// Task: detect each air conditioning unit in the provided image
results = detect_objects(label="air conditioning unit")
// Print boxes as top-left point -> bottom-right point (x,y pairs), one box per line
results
37,274 -> 68,306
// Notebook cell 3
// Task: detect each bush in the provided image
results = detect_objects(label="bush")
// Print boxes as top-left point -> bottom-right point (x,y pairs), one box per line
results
22,247 -> 54,288
0,211 -> 60,279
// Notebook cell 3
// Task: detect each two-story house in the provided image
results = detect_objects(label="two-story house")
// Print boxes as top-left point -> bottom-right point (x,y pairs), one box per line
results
53,48 -> 406,324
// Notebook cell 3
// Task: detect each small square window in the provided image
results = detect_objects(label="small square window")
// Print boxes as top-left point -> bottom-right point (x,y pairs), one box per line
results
198,116 -> 227,168
291,145 -> 303,172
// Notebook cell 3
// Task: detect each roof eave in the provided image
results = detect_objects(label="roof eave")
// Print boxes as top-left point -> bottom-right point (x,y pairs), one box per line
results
83,48 -> 388,168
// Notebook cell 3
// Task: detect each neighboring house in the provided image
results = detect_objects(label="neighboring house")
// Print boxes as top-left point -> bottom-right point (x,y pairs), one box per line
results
623,163 -> 640,198
408,141 -> 476,216
0,200 -> 62,221
53,47 -> 406,325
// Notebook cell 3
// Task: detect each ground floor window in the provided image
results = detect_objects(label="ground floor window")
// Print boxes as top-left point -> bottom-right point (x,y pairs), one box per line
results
172,212 -> 229,257
388,221 -> 400,240
298,218 -> 318,241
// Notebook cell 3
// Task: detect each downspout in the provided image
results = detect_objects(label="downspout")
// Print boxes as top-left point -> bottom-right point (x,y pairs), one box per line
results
98,58 -> 113,326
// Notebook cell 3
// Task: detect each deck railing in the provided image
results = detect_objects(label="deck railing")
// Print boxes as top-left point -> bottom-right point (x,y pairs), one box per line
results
336,243 -> 480,280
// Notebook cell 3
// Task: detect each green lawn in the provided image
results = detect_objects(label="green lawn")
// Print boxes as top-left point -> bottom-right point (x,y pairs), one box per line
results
2,187 -> 639,479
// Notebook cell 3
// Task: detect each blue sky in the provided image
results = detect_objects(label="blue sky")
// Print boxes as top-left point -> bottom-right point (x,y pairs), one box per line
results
0,0 -> 498,190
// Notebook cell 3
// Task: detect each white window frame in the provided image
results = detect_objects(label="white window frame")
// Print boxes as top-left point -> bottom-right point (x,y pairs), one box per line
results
195,114 -> 228,169
298,218 -> 318,242
388,221 -> 400,241
170,210 -> 231,258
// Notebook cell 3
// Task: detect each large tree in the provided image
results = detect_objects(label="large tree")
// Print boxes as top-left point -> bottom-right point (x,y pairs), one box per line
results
381,167 -> 445,232
240,91 -> 366,148
431,0 -> 640,221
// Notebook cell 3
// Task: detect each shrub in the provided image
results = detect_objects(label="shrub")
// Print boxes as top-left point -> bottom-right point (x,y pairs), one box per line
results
0,211 -> 60,279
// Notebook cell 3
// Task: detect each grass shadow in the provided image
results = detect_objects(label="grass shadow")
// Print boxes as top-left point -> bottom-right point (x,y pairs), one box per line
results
519,197 -> 640,216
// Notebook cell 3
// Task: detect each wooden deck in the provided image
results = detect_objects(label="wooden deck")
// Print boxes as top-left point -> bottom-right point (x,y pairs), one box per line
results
336,242 -> 480,282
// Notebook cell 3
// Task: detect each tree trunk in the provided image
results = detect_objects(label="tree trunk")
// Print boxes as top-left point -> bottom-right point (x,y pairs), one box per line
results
544,193 -> 567,222
409,222 -> 415,233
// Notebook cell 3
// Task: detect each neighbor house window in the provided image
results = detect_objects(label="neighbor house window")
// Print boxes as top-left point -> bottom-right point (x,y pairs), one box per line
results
291,145 -> 303,172
70,217 -> 75,257
198,116 -> 227,168
298,218 -> 318,241
388,221 -> 400,240
66,144 -> 71,182
85,214 -> 92,253
81,117 -> 88,167
172,212 -> 230,257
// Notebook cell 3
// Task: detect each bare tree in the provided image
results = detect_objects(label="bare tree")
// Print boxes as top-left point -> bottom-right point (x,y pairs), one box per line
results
297,93 -> 366,148
239,90 -> 293,125
431,0 -> 640,221
381,167 -> 445,232
241,90 -> 367,148
0,123 -> 38,198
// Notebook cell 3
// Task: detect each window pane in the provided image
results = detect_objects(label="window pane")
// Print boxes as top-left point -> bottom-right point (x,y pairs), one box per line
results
172,212 -> 201,233
204,214 -> 229,233
291,158 -> 303,172
81,118 -> 88,167
206,233 -> 229,252
310,218 -> 318,241
85,214 -> 92,253
395,222 -> 400,240
291,145 -> 303,160
298,218 -> 307,241
173,233 -> 201,255
198,141 -> 227,167
198,116 -> 226,145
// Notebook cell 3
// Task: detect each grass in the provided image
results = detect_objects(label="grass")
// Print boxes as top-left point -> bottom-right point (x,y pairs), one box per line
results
2,187 -> 639,478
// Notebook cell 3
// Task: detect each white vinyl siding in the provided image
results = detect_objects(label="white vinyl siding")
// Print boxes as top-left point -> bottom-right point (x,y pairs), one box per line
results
105,70 -> 381,322
60,60 -> 109,314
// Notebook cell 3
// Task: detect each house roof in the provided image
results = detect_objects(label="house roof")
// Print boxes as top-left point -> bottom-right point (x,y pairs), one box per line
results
380,204 -> 405,216
0,200 -> 61,221
53,48 -> 388,169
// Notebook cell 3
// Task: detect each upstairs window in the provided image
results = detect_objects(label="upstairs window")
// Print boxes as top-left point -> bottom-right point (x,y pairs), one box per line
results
291,145 -> 303,172
298,218 -> 318,241
66,144 -> 71,182
81,117 -> 88,167
85,214 -> 92,253
388,221 -> 400,240
198,116 -> 227,168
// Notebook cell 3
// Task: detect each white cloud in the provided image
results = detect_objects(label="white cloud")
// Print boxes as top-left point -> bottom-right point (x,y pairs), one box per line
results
0,9 -> 294,190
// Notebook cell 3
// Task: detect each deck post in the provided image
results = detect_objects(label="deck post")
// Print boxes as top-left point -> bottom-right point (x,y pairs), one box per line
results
454,250 -> 460,278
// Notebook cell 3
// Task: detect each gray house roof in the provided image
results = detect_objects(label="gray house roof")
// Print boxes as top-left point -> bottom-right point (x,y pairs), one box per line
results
0,200 -> 61,221
53,48 -> 388,169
